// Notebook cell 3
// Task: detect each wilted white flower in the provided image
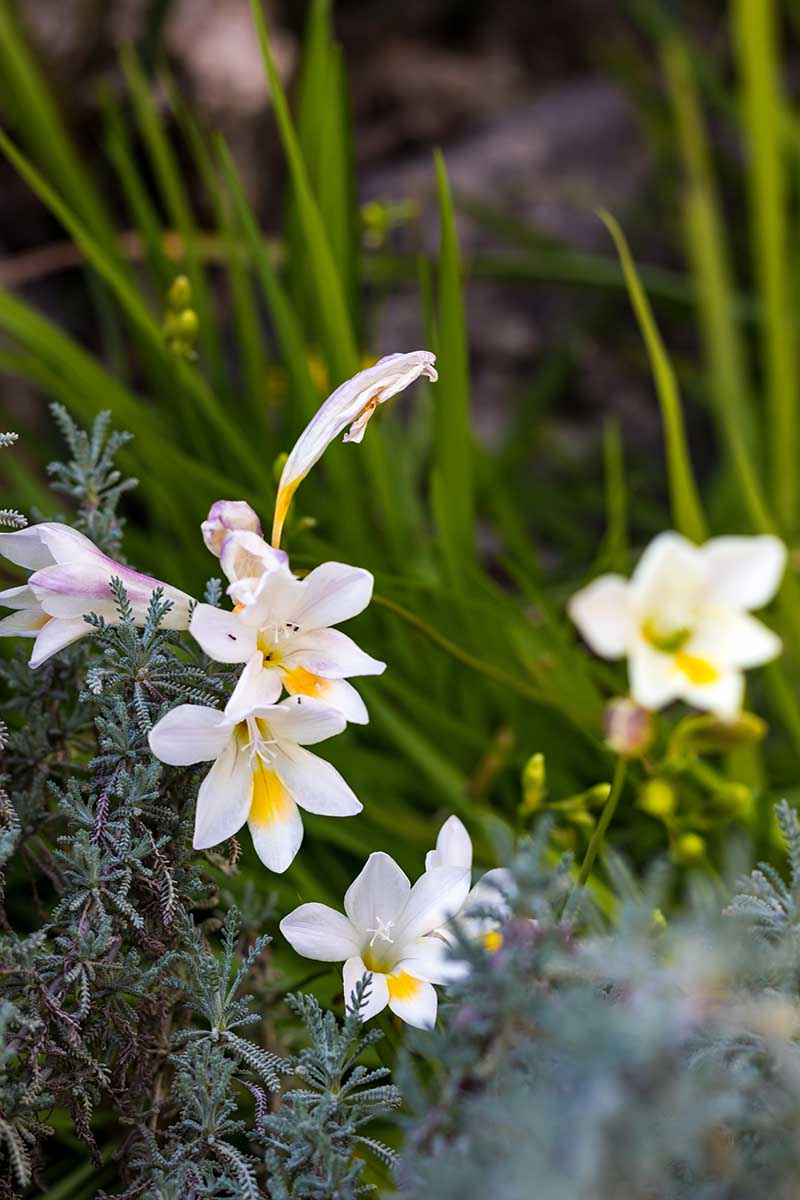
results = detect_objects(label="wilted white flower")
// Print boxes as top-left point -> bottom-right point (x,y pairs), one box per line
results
271,351 -> 437,545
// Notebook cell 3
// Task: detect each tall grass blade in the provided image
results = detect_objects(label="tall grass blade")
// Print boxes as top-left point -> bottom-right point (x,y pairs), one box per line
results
732,0 -> 797,531
600,209 -> 707,544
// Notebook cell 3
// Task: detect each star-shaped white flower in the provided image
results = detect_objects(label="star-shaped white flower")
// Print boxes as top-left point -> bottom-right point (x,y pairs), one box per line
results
0,522 -> 193,668
279,851 -> 470,1029
568,532 -> 786,716
189,558 -> 384,725
148,652 -> 361,873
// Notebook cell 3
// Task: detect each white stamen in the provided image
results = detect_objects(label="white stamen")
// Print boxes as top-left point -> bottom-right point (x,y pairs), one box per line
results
366,916 -> 395,948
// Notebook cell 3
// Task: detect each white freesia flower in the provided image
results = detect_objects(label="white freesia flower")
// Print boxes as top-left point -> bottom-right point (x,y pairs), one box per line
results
201,499 -> 262,557
426,815 -> 513,955
148,652 -> 361,873
280,851 -> 470,1029
568,532 -> 786,717
0,522 -> 193,669
271,350 -> 437,546
190,559 -> 384,725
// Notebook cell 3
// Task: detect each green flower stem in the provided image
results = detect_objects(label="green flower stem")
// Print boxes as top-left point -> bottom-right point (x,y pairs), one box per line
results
577,757 -> 628,887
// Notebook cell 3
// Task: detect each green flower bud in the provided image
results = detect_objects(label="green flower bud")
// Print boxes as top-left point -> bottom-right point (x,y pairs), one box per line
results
168,274 -> 192,311
673,832 -> 706,864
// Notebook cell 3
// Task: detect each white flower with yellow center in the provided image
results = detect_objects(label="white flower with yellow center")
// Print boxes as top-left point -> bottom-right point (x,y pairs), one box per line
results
568,532 -> 786,716
0,522 -> 193,668
426,815 -> 513,956
271,350 -> 437,546
279,851 -> 471,1029
147,652 -> 361,873
189,560 -> 384,725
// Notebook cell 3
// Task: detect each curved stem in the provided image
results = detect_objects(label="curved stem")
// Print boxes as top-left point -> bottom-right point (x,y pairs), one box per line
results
577,757 -> 628,887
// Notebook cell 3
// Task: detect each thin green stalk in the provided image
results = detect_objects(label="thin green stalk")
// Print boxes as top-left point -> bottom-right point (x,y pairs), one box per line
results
577,757 -> 628,887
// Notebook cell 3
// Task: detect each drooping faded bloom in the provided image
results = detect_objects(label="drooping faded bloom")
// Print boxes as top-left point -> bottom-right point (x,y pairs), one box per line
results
0,523 -> 193,668
568,532 -> 786,717
190,559 -> 384,724
280,850 -> 470,1029
426,815 -> 513,955
148,652 -> 361,872
271,351 -> 437,546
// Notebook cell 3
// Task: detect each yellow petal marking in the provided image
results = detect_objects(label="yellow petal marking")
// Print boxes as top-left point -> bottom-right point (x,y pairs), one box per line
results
282,664 -> 330,700
249,761 -> 293,829
271,474 -> 304,549
386,971 -> 422,1003
674,652 -> 719,686
483,931 -> 504,953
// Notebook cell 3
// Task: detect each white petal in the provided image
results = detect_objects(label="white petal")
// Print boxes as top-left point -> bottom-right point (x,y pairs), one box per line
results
691,610 -> 782,670
343,958 -> 390,1020
148,704 -> 232,766
0,524 -> 59,569
279,903 -> 361,961
344,851 -> 411,933
219,530 -> 288,585
703,535 -> 786,611
567,574 -> 633,659
0,584 -> 38,610
282,627 -> 386,678
397,935 -> 458,985
629,532 -> 709,626
271,743 -> 362,816
190,603 -> 256,664
386,972 -> 438,1029
465,868 -> 514,917
247,761 -> 304,872
395,866 -> 472,945
272,350 -> 437,545
679,669 -> 744,718
29,617 -> 89,667
426,815 -> 472,872
290,562 -> 375,629
628,640 -> 683,711
0,608 -> 48,636
36,523 -> 100,564
283,676 -> 369,725
265,694 -> 347,745
224,653 -> 283,723
193,740 -> 252,848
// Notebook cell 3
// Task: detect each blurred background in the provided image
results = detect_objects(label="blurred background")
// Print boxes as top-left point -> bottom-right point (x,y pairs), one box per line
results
1,0 -> 727,528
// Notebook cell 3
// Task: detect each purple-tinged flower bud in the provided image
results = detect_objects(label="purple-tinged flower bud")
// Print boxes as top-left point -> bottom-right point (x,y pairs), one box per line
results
201,500 -> 262,558
603,697 -> 654,757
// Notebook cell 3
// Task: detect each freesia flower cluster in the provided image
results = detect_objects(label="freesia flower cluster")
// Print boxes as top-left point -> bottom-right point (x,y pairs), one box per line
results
0,351 -> 436,875
0,345 -> 790,1034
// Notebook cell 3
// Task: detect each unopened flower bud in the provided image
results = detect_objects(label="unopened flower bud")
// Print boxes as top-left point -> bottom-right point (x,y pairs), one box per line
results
638,778 -> 676,819
673,831 -> 706,864
603,697 -> 654,757
520,752 -> 546,812
168,274 -> 192,310
201,500 -> 262,558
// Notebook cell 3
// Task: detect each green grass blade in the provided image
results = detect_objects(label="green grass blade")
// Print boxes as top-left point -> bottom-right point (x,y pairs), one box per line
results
601,209 -> 707,544
431,151 -> 476,578
663,33 -> 774,536
732,0 -> 797,531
